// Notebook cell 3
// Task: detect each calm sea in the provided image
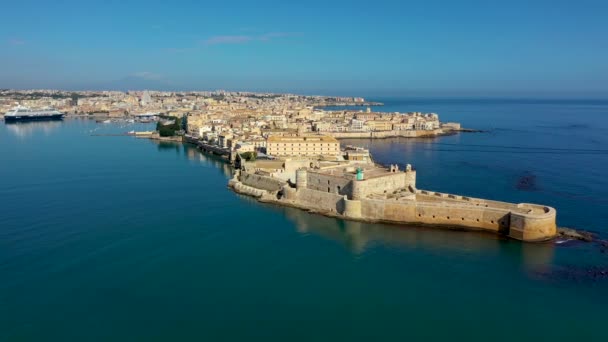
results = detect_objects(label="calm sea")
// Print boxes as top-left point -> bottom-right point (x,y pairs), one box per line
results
1,99 -> 608,341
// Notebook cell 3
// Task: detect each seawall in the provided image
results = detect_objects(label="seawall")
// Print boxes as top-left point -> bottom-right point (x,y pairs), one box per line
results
228,170 -> 557,242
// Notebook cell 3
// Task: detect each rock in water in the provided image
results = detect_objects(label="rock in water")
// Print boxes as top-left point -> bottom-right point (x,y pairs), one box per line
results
516,171 -> 538,191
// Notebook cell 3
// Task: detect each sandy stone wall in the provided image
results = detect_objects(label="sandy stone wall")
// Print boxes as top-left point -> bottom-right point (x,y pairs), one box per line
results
295,188 -> 345,213
306,172 -> 352,196
354,172 -> 413,199
509,204 -> 557,241
240,173 -> 284,192
359,199 -> 512,233
354,198 -> 556,240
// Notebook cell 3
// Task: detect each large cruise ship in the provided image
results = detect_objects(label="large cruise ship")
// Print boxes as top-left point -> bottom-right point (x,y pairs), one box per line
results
3,105 -> 65,122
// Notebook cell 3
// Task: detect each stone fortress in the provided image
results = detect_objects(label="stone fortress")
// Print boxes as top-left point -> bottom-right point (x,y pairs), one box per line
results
229,145 -> 557,242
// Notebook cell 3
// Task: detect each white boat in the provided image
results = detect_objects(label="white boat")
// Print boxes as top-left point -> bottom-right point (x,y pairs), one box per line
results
4,105 -> 64,122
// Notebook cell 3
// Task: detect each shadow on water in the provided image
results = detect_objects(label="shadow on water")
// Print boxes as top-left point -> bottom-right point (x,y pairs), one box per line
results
275,202 -> 553,267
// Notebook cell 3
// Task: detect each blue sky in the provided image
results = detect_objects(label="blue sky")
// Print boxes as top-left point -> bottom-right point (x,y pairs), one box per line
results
2,0 -> 607,97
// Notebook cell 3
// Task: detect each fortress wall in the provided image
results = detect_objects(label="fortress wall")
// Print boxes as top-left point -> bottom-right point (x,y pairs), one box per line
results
343,199 -> 362,219
509,204 -> 557,241
306,172 -> 352,196
294,188 -> 344,213
240,172 -> 285,192
231,181 -> 265,198
358,199 -> 511,233
405,171 -> 417,189
356,173 -> 408,198
234,171 -> 556,241
414,203 -> 510,232
282,185 -> 297,200
417,189 -> 522,211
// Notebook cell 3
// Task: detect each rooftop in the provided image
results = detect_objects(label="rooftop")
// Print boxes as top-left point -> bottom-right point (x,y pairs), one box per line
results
267,135 -> 338,143
311,163 -> 406,180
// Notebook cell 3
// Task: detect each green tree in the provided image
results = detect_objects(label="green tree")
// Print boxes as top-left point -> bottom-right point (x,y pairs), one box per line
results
241,151 -> 257,161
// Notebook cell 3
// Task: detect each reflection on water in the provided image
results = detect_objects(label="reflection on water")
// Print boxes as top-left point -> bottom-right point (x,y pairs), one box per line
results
153,140 -> 182,152
281,204 -> 555,271
183,144 -> 233,178
4,120 -> 63,139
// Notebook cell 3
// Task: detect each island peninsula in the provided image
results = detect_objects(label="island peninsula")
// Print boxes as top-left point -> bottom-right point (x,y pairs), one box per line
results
1,89 -> 557,241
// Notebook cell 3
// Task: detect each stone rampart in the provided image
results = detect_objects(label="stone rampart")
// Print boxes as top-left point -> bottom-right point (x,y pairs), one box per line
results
346,197 -> 556,241
294,188 -> 345,213
231,181 -> 266,198
509,204 -> 557,241
306,171 -> 352,196
352,172 -> 413,199
240,172 -> 284,192
357,199 -> 511,233
230,171 -> 556,242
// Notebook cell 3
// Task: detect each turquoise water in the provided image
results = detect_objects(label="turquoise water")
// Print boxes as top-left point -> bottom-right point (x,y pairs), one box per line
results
1,100 -> 608,341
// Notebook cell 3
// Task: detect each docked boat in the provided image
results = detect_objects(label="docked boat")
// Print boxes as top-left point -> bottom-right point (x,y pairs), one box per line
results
4,105 -> 64,122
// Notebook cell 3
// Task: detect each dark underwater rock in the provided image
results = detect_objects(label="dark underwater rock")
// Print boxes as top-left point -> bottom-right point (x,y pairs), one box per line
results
533,265 -> 608,283
516,171 -> 539,191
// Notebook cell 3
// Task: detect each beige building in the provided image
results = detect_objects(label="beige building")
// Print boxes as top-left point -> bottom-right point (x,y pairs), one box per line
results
266,135 -> 340,157
366,120 -> 393,131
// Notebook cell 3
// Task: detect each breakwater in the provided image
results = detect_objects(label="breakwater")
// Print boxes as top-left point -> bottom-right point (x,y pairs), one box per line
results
228,166 -> 558,242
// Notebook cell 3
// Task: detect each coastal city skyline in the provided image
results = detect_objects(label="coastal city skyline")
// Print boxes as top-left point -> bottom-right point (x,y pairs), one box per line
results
3,0 -> 608,98
3,2 -> 608,341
